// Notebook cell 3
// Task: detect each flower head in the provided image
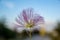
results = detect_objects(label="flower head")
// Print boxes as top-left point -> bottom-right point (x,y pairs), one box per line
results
15,8 -> 44,28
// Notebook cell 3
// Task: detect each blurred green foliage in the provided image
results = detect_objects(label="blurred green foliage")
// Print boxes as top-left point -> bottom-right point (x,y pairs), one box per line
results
54,21 -> 60,40
49,21 -> 60,40
0,17 -> 16,40
55,22 -> 60,36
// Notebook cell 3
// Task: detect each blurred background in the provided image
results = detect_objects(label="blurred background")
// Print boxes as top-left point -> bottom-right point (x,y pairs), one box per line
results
0,0 -> 60,40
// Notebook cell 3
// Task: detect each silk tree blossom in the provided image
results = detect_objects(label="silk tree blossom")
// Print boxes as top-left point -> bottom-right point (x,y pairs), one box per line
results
15,8 -> 44,30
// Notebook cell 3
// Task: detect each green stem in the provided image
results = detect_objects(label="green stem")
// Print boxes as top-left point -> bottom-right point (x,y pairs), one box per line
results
30,28 -> 32,40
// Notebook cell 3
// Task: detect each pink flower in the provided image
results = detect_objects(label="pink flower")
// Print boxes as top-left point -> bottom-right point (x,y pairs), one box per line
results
15,8 -> 44,28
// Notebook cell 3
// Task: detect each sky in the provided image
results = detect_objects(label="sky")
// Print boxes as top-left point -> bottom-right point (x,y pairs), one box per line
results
0,0 -> 60,31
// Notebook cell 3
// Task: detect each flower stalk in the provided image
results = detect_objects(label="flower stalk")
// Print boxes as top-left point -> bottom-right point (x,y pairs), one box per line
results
30,28 -> 32,40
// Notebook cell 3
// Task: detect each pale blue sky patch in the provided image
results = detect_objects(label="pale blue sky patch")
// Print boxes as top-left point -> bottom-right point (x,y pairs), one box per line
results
0,0 -> 60,22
